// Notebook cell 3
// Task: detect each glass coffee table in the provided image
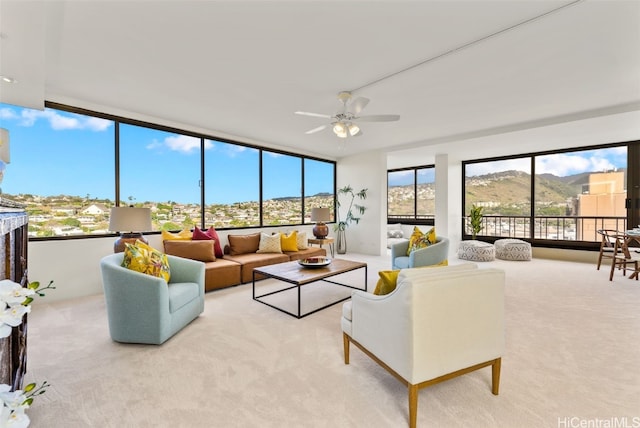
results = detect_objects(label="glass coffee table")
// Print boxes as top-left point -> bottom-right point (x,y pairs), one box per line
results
252,258 -> 367,319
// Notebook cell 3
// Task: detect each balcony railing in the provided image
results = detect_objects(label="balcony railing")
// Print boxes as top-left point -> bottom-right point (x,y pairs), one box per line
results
462,215 -> 628,243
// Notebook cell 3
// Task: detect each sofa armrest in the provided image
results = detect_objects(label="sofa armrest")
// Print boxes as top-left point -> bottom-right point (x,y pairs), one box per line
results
409,237 -> 449,267
391,240 -> 410,261
166,255 -> 205,296
349,287 -> 413,377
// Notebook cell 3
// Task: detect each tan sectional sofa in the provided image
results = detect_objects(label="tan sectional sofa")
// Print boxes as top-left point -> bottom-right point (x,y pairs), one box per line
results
163,231 -> 326,292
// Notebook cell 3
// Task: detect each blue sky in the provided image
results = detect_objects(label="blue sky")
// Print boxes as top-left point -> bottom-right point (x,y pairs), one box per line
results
0,103 -> 333,204
464,147 -> 627,177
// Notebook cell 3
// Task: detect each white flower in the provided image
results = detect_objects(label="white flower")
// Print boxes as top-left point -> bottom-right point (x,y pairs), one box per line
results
0,388 -> 28,412
0,306 -> 30,339
0,280 -> 34,339
0,281 -> 34,307
0,386 -> 30,428
0,405 -> 30,428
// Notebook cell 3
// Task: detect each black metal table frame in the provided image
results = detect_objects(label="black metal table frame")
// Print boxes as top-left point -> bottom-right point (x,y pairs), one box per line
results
252,264 -> 367,319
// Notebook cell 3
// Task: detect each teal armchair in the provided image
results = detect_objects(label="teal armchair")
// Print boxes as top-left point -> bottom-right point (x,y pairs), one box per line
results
100,252 -> 205,345
391,236 -> 450,270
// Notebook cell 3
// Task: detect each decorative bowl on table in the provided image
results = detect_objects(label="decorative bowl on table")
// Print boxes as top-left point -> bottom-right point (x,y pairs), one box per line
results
298,257 -> 332,268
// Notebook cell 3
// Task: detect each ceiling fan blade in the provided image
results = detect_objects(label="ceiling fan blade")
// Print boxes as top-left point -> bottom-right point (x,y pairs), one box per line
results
295,111 -> 333,119
305,124 -> 327,134
349,97 -> 370,115
356,114 -> 400,122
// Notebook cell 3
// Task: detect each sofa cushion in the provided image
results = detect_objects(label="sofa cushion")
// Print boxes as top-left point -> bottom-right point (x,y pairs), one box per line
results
203,259 -> 242,292
407,226 -> 437,255
257,232 -> 282,253
193,226 -> 224,258
228,233 -> 261,255
167,281 -> 200,313
122,240 -> 171,282
280,231 -> 298,252
163,240 -> 216,262
224,252 -> 290,283
387,223 -> 403,238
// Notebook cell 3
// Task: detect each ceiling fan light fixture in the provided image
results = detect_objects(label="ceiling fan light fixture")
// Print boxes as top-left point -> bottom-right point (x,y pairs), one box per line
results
333,122 -> 347,138
348,123 -> 360,136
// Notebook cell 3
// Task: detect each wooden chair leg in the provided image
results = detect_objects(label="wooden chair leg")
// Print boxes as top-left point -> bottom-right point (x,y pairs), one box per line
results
596,252 -> 603,270
491,358 -> 501,395
609,259 -> 617,281
343,333 -> 350,364
408,384 -> 418,428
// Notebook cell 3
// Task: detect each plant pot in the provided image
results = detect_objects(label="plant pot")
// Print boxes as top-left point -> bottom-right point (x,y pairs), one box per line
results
337,229 -> 347,254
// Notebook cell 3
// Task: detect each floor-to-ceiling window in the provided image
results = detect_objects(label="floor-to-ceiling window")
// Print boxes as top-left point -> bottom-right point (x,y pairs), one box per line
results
262,151 -> 302,226
0,105 -> 115,237
204,140 -> 260,228
0,102 -> 336,239
387,165 -> 435,224
303,158 -> 335,223
119,124 -> 201,231
463,142 -> 635,249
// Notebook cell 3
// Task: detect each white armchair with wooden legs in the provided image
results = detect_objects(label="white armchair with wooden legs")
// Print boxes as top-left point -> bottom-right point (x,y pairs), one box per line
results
341,264 -> 505,428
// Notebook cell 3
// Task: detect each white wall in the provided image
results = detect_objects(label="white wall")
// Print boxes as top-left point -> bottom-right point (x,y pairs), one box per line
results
337,150 -> 387,256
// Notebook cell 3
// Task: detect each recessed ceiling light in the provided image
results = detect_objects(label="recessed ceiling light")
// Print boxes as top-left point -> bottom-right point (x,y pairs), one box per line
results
0,76 -> 17,83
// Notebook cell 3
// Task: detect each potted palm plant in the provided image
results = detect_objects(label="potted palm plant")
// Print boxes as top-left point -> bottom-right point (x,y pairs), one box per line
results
334,185 -> 368,254
468,204 -> 484,239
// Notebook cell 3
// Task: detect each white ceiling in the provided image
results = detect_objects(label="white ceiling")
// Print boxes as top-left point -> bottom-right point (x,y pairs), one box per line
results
1,0 -> 639,165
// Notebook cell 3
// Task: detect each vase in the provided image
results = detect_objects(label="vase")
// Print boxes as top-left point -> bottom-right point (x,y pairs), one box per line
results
337,229 -> 347,254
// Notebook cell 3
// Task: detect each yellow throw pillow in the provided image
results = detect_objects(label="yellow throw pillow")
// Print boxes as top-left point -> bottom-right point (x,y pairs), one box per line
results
161,228 -> 192,241
373,260 -> 448,296
122,240 -> 171,282
406,226 -> 437,256
373,270 -> 400,296
280,231 -> 298,252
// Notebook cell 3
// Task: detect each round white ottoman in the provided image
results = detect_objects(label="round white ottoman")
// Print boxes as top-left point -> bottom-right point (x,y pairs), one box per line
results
495,238 -> 532,261
457,240 -> 495,262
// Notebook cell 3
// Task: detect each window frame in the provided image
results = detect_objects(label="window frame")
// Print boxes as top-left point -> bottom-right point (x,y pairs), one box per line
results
16,101 -> 336,241
387,164 -> 435,226
462,141 -> 637,251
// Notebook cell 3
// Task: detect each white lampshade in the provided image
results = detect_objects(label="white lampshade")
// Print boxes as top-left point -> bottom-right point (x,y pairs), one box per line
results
347,123 -> 360,136
0,128 -> 9,164
310,207 -> 330,222
108,207 -> 152,232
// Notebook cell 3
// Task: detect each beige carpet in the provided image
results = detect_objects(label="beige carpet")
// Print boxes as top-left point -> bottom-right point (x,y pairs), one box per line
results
24,255 -> 640,427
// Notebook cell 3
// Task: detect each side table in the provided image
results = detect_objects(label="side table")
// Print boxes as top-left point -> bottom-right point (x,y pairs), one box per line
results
308,237 -> 335,258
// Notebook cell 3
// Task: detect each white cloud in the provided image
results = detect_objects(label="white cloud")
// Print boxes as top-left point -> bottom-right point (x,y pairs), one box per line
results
0,108 -> 18,120
536,153 -> 615,176
468,149 -> 623,177
164,135 -> 201,154
15,108 -> 113,131
221,144 -> 251,158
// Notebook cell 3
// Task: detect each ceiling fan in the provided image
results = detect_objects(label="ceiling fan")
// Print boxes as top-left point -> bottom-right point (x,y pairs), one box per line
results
295,91 -> 400,138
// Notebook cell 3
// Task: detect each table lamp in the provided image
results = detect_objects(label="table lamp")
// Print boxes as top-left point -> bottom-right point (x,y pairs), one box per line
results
310,207 -> 331,239
108,207 -> 152,253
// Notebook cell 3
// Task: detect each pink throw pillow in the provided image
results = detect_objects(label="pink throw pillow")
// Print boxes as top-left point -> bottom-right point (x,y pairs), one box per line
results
193,226 -> 223,258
